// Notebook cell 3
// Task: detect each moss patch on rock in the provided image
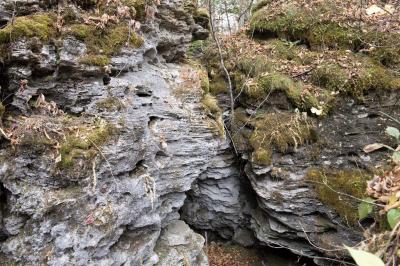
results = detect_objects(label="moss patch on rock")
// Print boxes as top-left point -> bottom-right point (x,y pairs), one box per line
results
306,168 -> 371,225
78,55 -> 110,66
0,14 -> 56,44
74,24 -> 143,55
244,72 -> 333,114
250,112 -> 315,165
249,1 -> 399,61
0,102 -> 5,120
66,23 -> 143,66
96,96 -> 124,111
59,121 -> 118,168
250,7 -> 313,42
202,93 -> 221,114
311,60 -> 400,99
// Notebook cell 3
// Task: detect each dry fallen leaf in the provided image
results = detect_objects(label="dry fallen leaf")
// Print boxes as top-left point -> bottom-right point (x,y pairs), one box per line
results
363,143 -> 386,153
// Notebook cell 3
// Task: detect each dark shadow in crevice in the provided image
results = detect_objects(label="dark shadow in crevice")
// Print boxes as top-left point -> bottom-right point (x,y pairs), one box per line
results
0,182 -> 10,242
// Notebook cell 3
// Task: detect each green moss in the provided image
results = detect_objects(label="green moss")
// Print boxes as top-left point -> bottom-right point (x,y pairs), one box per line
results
209,75 -> 228,94
66,23 -> 143,66
59,122 -> 117,168
121,0 -> 146,19
256,73 -> 328,112
86,25 -> 143,55
250,8 -> 313,42
0,14 -> 55,44
63,6 -> 79,23
96,97 -> 124,111
193,8 -> 210,29
347,65 -> 400,98
202,93 -> 221,114
0,102 -> 5,120
67,23 -> 143,55
268,39 -> 299,61
252,148 -> 272,166
363,32 -> 400,67
188,40 -> 205,57
311,64 -> 348,91
68,24 -> 93,41
237,55 -> 272,77
200,70 -> 210,93
195,8 -> 209,18
308,23 -> 360,50
250,112 -> 315,165
306,168 -> 371,225
78,55 -> 110,66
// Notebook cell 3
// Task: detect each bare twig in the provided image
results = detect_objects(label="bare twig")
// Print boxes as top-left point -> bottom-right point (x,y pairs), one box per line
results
92,160 -> 97,193
379,111 -> 400,126
233,65 -> 254,103
0,127 -> 11,140
237,0 -> 255,25
232,88 -> 273,138
223,120 -> 238,155
264,242 -> 356,265
299,222 -> 348,252
208,0 -> 235,125
307,179 -> 385,207
87,138 -> 115,178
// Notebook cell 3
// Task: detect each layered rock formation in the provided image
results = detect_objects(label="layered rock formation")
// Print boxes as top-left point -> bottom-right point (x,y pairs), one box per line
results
181,1 -> 400,264
0,0 -> 213,265
1,0 -> 398,265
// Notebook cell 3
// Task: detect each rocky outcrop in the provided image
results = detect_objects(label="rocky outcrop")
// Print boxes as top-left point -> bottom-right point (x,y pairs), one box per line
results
0,0 -> 213,265
181,142 -> 256,246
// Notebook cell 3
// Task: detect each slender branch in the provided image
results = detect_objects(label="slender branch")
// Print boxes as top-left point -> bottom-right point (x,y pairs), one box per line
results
264,242 -> 356,266
223,120 -> 238,155
379,111 -> 400,126
208,0 -> 235,125
232,88 -> 273,138
223,0 -> 232,34
237,0 -> 255,25
307,179 -> 385,207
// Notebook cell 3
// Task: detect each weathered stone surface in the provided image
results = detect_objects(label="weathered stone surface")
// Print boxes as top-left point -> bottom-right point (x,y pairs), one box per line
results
0,0 -> 213,265
154,220 -> 208,266
181,142 -> 255,242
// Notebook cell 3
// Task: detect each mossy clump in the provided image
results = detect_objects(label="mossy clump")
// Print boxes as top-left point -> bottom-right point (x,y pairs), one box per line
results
347,65 -> 400,98
68,24 -> 93,41
363,32 -> 400,67
248,72 -> 331,113
252,148 -> 273,166
193,8 -> 210,29
310,56 -> 400,99
59,121 -> 118,168
96,97 -> 124,111
311,64 -> 348,91
308,23 -> 360,50
67,23 -> 143,65
209,75 -> 228,95
268,39 -> 300,61
202,93 -> 221,114
250,112 -> 315,165
188,40 -> 205,57
85,25 -> 143,55
0,102 -> 5,120
200,70 -> 210,93
202,93 -> 225,138
306,168 -> 371,225
236,55 -> 272,77
250,7 -> 313,42
78,55 -> 110,66
0,14 -> 55,44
